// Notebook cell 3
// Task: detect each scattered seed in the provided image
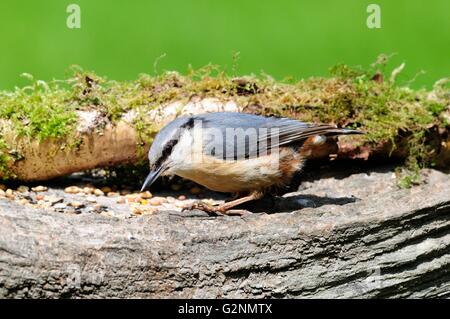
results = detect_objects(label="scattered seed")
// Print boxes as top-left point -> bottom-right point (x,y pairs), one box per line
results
93,203 -> 103,211
116,196 -> 126,204
70,201 -> 84,208
140,191 -> 152,199
86,196 -> 97,203
82,187 -> 94,195
18,198 -> 29,205
17,185 -> 29,193
100,186 -> 112,193
126,195 -> 140,203
0,189 -> 5,197
36,194 -> 45,201
148,197 -> 167,206
6,189 -> 14,199
100,210 -> 115,217
149,198 -> 162,206
65,186 -> 81,194
166,196 -> 176,203
202,199 -> 216,205
54,203 -> 67,210
94,189 -> 104,196
177,195 -> 187,201
32,185 -> 48,192
131,206 -> 143,215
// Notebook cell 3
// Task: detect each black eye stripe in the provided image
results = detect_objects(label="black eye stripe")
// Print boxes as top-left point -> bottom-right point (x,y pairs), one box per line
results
153,117 -> 196,168
154,139 -> 177,168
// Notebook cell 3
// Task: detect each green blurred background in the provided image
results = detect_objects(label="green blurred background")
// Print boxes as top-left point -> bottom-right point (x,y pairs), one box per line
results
0,0 -> 448,90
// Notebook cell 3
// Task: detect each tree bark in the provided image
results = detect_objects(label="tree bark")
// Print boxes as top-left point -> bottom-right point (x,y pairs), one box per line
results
1,175 -> 449,298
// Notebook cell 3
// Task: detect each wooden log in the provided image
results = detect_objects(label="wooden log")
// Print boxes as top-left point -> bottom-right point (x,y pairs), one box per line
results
0,171 -> 448,298
1,96 -> 428,182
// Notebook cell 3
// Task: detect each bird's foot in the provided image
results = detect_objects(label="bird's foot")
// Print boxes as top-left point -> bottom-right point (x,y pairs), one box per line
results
182,201 -> 251,216
182,201 -> 223,215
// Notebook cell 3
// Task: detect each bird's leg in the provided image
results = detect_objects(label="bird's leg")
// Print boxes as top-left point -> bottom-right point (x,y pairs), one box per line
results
216,191 -> 264,213
182,191 -> 264,216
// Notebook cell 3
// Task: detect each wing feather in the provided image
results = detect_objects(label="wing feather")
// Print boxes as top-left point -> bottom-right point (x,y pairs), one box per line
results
197,112 -> 361,160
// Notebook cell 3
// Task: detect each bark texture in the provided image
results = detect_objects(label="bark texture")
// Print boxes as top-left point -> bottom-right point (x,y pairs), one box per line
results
0,168 -> 449,298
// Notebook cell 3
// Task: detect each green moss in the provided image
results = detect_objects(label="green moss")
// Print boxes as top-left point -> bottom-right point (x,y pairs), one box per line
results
0,80 -> 76,141
0,137 -> 13,179
396,168 -> 422,189
0,57 -> 448,183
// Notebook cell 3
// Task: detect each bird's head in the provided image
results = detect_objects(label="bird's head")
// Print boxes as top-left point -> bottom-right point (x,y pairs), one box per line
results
140,116 -> 195,192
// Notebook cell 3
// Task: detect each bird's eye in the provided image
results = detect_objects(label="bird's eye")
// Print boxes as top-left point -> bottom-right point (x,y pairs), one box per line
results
155,139 -> 178,168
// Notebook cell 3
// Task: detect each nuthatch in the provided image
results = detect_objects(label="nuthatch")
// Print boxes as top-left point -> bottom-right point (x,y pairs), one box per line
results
141,112 -> 362,214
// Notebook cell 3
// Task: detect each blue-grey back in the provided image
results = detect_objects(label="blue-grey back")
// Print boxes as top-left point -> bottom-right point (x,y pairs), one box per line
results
197,112 -> 309,159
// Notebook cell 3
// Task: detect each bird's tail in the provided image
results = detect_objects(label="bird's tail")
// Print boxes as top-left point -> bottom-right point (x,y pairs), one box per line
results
298,125 -> 364,158
320,127 -> 365,137
292,124 -> 364,141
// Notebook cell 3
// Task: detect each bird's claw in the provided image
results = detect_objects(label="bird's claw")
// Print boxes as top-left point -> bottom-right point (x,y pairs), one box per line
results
182,201 -> 252,216
182,201 -> 224,215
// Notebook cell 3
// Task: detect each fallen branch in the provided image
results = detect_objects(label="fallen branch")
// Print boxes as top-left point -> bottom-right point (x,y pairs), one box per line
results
0,97 -> 416,181
0,67 -> 448,181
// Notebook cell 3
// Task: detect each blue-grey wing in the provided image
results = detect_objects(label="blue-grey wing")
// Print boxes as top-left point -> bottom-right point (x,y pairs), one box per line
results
196,112 -> 362,160
195,112 -> 328,160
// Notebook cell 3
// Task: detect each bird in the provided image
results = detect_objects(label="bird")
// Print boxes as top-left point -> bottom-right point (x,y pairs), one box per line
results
141,111 -> 363,214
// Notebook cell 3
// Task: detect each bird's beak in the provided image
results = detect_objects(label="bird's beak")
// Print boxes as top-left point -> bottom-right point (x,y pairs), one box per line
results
140,165 -> 164,192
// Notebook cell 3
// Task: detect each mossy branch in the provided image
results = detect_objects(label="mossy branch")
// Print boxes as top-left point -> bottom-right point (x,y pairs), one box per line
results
0,59 -> 449,181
